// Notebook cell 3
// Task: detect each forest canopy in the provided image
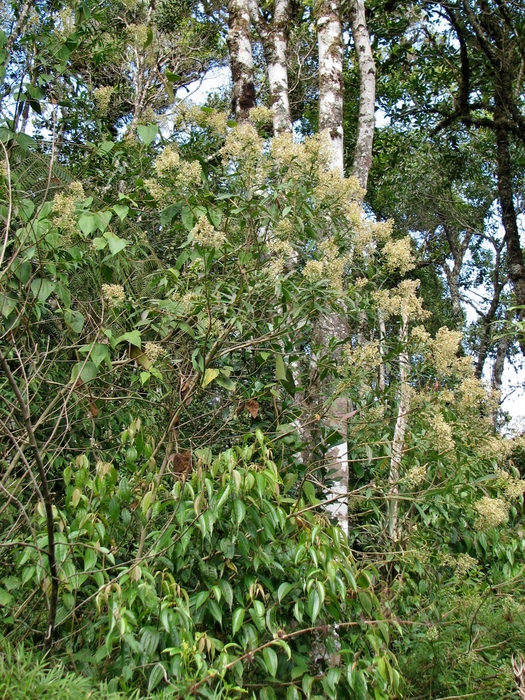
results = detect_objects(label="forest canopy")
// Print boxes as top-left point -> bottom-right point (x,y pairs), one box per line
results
1,1 -> 525,699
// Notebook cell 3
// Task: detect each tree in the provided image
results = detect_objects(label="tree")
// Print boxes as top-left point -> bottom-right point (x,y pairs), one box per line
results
227,0 -> 257,120
248,0 -> 293,134
366,0 -> 525,361
2,3 -> 525,699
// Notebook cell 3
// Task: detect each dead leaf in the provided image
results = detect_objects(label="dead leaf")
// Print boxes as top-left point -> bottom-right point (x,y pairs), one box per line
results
169,451 -> 192,478
236,399 -> 259,418
180,376 -> 192,399
339,410 -> 358,420
245,399 -> 259,418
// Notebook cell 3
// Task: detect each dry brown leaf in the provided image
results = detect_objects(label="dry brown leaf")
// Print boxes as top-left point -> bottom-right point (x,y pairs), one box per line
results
169,451 -> 192,478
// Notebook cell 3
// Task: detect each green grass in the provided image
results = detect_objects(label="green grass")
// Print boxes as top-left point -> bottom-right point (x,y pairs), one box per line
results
0,643 -> 126,700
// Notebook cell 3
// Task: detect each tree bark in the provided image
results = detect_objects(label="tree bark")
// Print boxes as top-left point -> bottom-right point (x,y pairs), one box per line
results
495,121 -> 525,355
491,330 -> 509,429
316,0 -> 344,174
314,0 -> 350,532
249,0 -> 292,135
312,313 -> 350,534
475,241 -> 505,378
349,0 -> 376,190
388,316 -> 410,542
227,0 -> 257,121
440,222 -> 472,325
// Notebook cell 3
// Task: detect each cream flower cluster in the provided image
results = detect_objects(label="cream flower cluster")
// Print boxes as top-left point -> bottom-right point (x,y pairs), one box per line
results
382,236 -> 415,275
52,181 -> 85,235
145,146 -> 202,202
403,465 -> 427,489
474,496 -> 508,530
429,412 -> 455,453
495,468 -> 525,500
302,239 -> 348,292
373,280 -> 430,322
93,86 -> 114,116
191,215 -> 226,249
102,283 -> 126,308
144,342 -> 164,363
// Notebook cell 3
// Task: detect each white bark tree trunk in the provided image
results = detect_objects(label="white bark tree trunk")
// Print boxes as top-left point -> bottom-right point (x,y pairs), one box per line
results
315,0 -> 349,533
227,0 -> 257,121
313,314 -> 351,534
388,315 -> 410,542
317,0 -> 344,174
349,0 -> 376,190
249,0 -> 292,135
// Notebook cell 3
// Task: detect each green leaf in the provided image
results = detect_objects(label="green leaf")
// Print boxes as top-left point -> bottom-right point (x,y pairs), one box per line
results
64,309 -> 85,334
348,668 -> 367,698
275,354 -> 296,396
78,213 -> 97,235
14,132 -> 36,151
116,330 -> 141,348
0,126 -> 15,143
218,579 -> 233,607
232,607 -> 245,635
104,231 -> 127,255
141,489 -> 154,515
308,587 -> 321,623
215,375 -> 236,391
97,140 -> 115,155
263,646 -> 278,678
92,237 -> 107,250
71,361 -> 98,384
181,207 -> 195,232
302,481 -> 318,505
208,208 -> 222,228
71,488 -> 82,507
0,292 -> 17,317
0,588 -> 13,607
301,673 -> 314,698
31,278 -> 55,303
277,582 -> 294,603
144,26 -> 153,48
161,203 -> 180,226
137,123 -> 158,146
55,283 -> 71,308
165,70 -> 183,83
83,547 -> 97,572
233,499 -> 246,526
91,343 -> 110,367
207,598 -> 223,625
148,664 -> 165,692
358,590 -> 373,615
192,591 -> 209,610
202,368 -> 220,388
18,199 -> 35,222
276,353 -> 287,382
113,204 -> 129,221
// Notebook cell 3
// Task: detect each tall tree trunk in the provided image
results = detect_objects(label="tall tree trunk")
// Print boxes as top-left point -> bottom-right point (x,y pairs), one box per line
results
491,331 -> 509,429
440,223 -> 471,325
388,315 -> 410,542
315,0 -> 349,532
495,122 -> 525,355
249,0 -> 292,135
227,0 -> 257,121
312,314 -> 350,534
475,242 -> 505,378
349,0 -> 376,190
316,0 -> 344,174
